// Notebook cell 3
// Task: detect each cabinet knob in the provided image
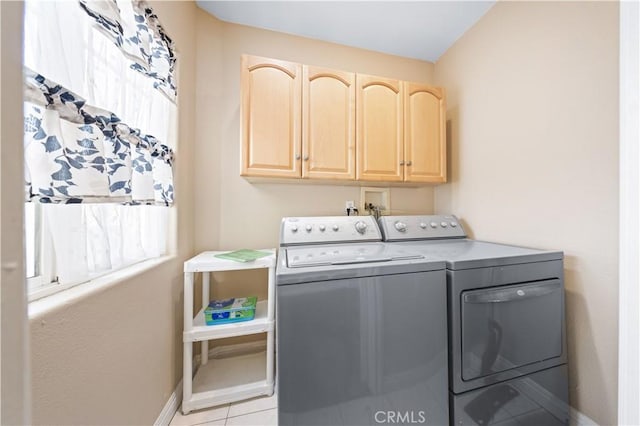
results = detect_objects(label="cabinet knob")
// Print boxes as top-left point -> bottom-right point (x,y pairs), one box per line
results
400,160 -> 405,166
303,156 -> 309,161
406,161 -> 412,166
295,154 -> 301,160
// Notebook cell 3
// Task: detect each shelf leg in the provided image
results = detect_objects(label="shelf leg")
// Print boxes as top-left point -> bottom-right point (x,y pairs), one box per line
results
267,264 -> 276,393
183,341 -> 192,415
266,329 -> 275,391
183,271 -> 194,415
201,272 -> 210,365
184,272 -> 194,332
267,266 -> 275,322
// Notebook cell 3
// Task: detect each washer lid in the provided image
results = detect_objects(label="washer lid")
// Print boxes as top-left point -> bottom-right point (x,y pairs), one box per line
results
389,239 -> 563,270
286,243 -> 423,268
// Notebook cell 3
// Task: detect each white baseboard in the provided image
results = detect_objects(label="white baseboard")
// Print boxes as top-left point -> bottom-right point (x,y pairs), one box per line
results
570,407 -> 599,426
154,379 -> 182,426
155,340 -> 268,424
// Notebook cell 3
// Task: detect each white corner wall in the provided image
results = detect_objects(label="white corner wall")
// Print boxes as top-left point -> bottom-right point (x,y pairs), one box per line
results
618,1 -> 640,424
434,2 -> 619,424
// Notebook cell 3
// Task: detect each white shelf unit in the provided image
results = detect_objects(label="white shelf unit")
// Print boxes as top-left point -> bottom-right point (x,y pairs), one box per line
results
182,249 -> 276,414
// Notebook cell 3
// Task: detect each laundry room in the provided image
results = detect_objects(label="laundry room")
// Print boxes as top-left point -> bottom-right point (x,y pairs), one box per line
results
0,1 -> 634,426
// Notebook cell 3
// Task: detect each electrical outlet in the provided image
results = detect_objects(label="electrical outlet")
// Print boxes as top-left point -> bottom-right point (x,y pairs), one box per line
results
345,200 -> 355,209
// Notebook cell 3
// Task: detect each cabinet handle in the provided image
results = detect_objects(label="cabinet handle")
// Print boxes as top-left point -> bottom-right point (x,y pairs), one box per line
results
406,161 -> 412,166
295,154 -> 301,160
303,156 -> 309,161
400,160 -> 405,166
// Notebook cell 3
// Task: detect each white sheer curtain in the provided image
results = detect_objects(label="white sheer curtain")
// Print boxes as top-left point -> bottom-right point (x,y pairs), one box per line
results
23,0 -> 173,142
45,204 -> 169,285
24,0 -> 173,287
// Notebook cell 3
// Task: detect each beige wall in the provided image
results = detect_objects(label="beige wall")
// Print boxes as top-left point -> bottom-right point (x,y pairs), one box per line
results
194,10 -> 437,253
29,2 -> 198,424
433,2 -> 619,424
1,2 -> 30,424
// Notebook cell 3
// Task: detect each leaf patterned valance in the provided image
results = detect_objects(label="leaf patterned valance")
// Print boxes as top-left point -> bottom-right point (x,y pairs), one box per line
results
79,0 -> 177,101
24,68 -> 174,205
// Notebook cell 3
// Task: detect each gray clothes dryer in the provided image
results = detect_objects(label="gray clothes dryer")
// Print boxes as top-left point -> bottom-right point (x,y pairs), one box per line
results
276,216 -> 450,426
379,215 -> 569,426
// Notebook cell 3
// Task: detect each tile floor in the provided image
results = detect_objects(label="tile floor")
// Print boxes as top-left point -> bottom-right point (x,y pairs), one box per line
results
170,394 -> 277,426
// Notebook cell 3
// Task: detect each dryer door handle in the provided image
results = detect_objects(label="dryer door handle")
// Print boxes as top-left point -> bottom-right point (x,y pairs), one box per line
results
463,280 -> 560,304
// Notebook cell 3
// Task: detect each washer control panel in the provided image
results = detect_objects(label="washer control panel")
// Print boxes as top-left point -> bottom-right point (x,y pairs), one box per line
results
280,216 -> 382,246
378,215 -> 467,241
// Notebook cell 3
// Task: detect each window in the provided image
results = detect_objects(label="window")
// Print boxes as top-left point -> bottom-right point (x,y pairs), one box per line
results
23,0 -> 176,301
25,203 -> 55,298
25,204 -> 169,301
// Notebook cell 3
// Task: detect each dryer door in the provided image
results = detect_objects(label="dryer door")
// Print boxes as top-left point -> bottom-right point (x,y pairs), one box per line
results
460,279 -> 563,381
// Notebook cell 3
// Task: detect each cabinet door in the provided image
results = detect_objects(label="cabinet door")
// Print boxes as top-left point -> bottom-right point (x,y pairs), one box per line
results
241,55 -> 301,178
302,66 -> 355,180
356,74 -> 403,182
404,82 -> 446,183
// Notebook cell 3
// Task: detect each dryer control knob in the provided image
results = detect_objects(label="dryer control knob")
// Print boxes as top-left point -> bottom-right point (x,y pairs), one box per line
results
430,222 -> 438,228
291,225 -> 298,233
354,221 -> 368,234
305,225 -> 313,232
332,224 -> 339,231
440,222 -> 448,228
419,222 -> 427,229
319,225 -> 326,232
450,222 -> 458,227
394,222 -> 408,232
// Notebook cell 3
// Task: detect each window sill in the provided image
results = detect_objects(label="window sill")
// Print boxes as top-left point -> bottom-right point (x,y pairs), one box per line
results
28,255 -> 176,320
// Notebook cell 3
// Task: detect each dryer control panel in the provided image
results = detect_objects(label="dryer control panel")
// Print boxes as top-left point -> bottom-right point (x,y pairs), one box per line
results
280,215 -> 382,246
378,215 -> 467,241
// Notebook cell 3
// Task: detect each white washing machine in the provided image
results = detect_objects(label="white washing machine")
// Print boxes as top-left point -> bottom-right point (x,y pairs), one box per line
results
378,215 -> 569,426
276,215 -> 450,426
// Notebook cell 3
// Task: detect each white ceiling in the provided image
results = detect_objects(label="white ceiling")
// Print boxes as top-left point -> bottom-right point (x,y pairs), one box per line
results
196,1 -> 495,62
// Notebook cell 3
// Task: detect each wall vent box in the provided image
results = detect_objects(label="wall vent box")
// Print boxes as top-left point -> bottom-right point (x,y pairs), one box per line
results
360,187 -> 390,215
204,296 -> 257,325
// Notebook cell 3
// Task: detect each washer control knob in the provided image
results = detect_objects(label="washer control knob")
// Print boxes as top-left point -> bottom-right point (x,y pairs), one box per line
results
332,224 -> 339,232
394,222 -> 408,232
430,222 -> 438,228
291,225 -> 298,233
450,222 -> 457,227
440,222 -> 448,228
354,221 -> 368,234
305,224 -> 312,232
419,222 -> 427,229
319,225 -> 326,232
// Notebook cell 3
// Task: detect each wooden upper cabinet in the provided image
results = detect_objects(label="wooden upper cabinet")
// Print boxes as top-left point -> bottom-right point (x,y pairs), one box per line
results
404,83 -> 447,183
241,55 -> 301,178
356,74 -> 403,182
302,66 -> 355,180
240,54 -> 447,185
